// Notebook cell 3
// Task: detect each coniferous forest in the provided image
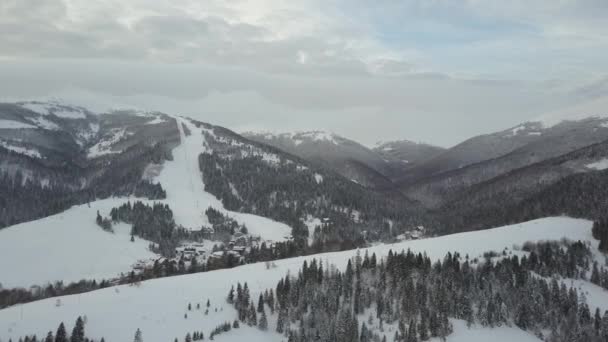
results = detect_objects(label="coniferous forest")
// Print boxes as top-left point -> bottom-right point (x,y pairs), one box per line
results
231,241 -> 606,342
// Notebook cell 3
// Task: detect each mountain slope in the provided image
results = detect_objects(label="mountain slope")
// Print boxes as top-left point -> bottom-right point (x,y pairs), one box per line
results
242,131 -> 403,188
0,217 -> 596,342
373,139 -> 445,170
0,198 -> 157,288
400,118 -> 608,207
0,101 -> 427,288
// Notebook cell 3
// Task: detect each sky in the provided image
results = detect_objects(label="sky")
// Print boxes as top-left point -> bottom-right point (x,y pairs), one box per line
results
1,0 -> 608,147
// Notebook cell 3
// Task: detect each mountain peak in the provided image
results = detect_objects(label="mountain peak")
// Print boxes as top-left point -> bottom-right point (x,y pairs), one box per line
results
244,130 -> 341,146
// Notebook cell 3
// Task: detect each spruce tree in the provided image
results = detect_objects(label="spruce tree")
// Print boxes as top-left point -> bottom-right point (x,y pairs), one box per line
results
54,323 -> 67,342
134,328 -> 143,342
70,316 -> 85,342
259,309 -> 268,331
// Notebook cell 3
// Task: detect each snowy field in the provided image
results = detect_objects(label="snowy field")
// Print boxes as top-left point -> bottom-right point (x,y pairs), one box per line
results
0,198 -> 157,288
0,217 -> 600,342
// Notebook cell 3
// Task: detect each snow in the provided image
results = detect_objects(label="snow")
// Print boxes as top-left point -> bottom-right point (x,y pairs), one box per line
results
0,198 -> 157,288
561,278 -> 608,313
19,102 -> 87,119
20,103 -> 52,115
52,108 -> 87,119
586,158 -> 608,170
0,120 -> 36,129
87,128 -> 129,158
430,320 -> 541,342
248,130 -> 338,145
299,130 -> 337,144
145,116 -> 166,125
153,117 -> 292,241
0,141 -> 42,158
0,217 -> 599,342
304,215 -> 322,244
510,125 -> 526,136
76,123 -> 100,146
29,116 -> 60,130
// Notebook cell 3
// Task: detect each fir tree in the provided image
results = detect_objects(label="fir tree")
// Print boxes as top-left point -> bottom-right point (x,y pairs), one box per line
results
258,309 -> 268,331
54,323 -> 67,342
70,317 -> 85,342
134,328 -> 143,342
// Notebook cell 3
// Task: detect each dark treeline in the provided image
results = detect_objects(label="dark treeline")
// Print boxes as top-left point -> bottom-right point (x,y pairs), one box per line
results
110,201 -> 188,256
0,279 -> 112,309
436,169 -> 608,234
9,316 -> 105,342
230,240 -> 605,342
592,218 -> 608,253
0,139 -> 169,229
198,128 -> 427,248
204,207 -> 248,242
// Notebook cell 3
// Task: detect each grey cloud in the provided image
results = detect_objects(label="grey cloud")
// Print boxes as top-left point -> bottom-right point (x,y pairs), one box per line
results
1,0 -> 607,146
0,58 -> 594,146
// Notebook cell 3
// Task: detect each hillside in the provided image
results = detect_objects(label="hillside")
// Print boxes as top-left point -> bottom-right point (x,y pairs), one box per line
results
399,118 -> 608,207
0,217 -> 601,342
373,140 -> 445,170
242,131 -> 404,189
0,101 -> 427,289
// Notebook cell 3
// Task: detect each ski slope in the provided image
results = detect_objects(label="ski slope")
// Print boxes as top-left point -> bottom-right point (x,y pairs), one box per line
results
0,217 -> 600,342
154,117 -> 292,240
0,117 -> 292,289
0,198 -> 157,288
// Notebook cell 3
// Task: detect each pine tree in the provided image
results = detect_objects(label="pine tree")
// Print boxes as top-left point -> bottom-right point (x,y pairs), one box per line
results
227,286 -> 235,303
55,323 -> 67,342
134,328 -> 143,342
257,294 -> 264,313
45,332 -> 53,342
70,316 -> 85,342
248,301 -> 258,326
259,309 -> 268,331
276,309 -> 286,333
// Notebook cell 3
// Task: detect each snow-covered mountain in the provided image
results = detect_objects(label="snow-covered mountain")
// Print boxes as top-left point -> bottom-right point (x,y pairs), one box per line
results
398,117 -> 608,207
4,101 -> 608,342
373,139 -> 445,170
0,101 -> 423,288
242,130 -> 406,189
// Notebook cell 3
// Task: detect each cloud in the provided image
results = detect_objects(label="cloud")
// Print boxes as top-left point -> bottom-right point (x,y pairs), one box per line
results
0,0 -> 607,146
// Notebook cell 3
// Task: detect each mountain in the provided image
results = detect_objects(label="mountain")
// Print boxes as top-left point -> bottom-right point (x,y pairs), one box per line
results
0,101 -> 427,288
435,138 -> 608,233
399,117 -> 608,207
4,101 -> 608,342
0,101 -> 178,227
242,130 -> 405,189
396,121 -> 547,186
373,139 -> 445,170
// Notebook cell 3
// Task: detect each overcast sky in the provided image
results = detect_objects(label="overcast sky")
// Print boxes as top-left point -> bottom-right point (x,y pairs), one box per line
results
1,0 -> 608,147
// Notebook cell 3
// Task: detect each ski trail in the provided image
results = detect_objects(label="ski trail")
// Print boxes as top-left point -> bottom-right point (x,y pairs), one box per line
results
154,116 -> 292,240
